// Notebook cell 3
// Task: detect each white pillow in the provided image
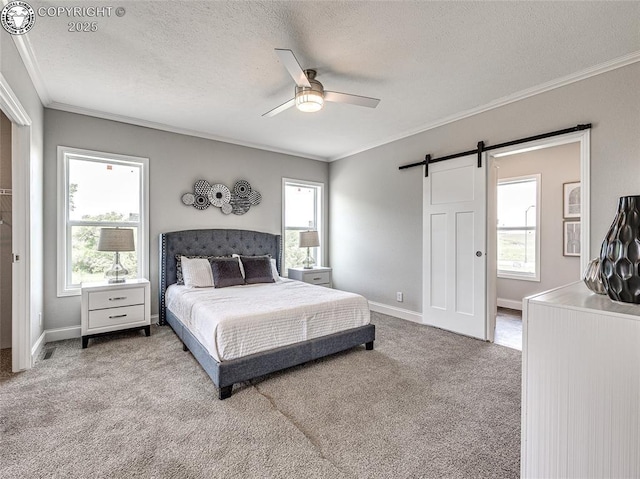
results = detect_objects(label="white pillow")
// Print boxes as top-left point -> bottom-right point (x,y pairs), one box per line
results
181,256 -> 214,288
232,253 -> 245,278
271,258 -> 282,283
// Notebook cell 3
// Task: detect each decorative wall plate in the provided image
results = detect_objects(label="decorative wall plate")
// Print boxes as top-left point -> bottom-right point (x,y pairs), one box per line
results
181,192 -> 195,206
208,184 -> 231,207
193,194 -> 210,210
221,203 -> 233,215
248,190 -> 262,205
230,194 -> 251,215
194,179 -> 212,196
234,180 -> 251,198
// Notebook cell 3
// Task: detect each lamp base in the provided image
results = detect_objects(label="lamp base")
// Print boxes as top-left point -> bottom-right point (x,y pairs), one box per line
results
303,249 -> 315,269
105,252 -> 129,284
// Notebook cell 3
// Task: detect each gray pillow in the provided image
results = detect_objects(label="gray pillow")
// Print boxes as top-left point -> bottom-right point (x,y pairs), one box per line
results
240,255 -> 275,285
175,254 -> 229,285
210,257 -> 245,288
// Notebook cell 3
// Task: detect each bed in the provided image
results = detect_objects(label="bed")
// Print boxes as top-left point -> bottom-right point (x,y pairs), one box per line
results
159,228 -> 375,399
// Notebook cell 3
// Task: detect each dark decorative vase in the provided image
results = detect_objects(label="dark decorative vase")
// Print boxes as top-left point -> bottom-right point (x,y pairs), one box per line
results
600,195 -> 640,303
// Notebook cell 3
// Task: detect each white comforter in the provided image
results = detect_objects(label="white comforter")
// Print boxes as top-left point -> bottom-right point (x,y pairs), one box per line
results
166,279 -> 370,362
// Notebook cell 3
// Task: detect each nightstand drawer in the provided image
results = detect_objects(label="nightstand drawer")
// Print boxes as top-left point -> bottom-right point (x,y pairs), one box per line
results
88,287 -> 145,310
88,304 -> 146,329
306,271 -> 331,285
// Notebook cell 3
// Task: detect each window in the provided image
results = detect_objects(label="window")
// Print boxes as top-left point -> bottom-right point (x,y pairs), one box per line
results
282,179 -> 324,274
57,147 -> 149,296
497,174 -> 540,281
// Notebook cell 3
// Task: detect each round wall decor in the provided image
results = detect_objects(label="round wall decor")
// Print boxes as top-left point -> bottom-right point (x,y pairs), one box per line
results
234,180 -> 251,198
181,178 -> 260,215
181,192 -> 195,206
194,179 -> 212,196
193,194 -> 210,210
208,183 -> 231,207
248,190 -> 262,205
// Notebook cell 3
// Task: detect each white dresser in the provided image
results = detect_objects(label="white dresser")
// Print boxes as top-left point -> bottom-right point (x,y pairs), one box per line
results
522,282 -> 640,478
287,266 -> 332,288
81,279 -> 151,348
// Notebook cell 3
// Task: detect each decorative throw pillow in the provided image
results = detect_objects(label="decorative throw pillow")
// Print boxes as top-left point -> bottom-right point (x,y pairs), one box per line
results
270,258 -> 282,283
240,255 -> 275,284
232,253 -> 245,278
180,256 -> 214,288
175,254 -> 229,284
210,257 -> 245,288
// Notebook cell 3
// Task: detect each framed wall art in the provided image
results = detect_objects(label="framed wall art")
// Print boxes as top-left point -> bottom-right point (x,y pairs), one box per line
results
563,181 -> 581,219
563,220 -> 581,257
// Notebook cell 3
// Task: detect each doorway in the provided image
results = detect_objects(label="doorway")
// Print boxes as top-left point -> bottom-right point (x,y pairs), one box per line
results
0,111 -> 11,371
487,131 -> 590,345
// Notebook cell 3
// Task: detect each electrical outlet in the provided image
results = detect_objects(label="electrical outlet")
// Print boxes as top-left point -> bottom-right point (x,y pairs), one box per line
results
39,312 -> 43,328
396,292 -> 403,302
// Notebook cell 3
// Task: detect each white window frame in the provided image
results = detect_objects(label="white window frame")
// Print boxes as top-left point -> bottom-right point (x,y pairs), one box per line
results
57,146 -> 149,296
497,174 -> 541,282
282,178 -> 325,276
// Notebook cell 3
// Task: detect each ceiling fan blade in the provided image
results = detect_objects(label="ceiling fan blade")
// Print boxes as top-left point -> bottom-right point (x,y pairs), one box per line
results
262,98 -> 295,118
324,91 -> 380,108
275,49 -> 311,88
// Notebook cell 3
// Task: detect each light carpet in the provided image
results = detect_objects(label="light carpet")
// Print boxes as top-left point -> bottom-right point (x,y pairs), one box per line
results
0,313 -> 521,478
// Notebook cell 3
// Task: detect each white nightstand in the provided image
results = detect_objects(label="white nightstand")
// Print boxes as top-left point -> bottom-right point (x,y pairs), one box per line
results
287,266 -> 332,288
80,279 -> 151,348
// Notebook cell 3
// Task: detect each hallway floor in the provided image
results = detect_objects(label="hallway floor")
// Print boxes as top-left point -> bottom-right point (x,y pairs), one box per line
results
495,307 -> 522,351
0,348 -> 11,375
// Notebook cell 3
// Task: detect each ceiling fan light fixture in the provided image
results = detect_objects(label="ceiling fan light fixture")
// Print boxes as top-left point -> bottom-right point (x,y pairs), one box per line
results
295,89 -> 324,112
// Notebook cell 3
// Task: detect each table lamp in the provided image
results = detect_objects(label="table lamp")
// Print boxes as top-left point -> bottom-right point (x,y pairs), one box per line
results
299,230 -> 320,269
97,227 -> 135,283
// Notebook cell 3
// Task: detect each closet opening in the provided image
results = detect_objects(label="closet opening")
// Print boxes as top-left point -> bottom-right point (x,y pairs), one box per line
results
487,132 -> 589,348
0,110 -> 12,372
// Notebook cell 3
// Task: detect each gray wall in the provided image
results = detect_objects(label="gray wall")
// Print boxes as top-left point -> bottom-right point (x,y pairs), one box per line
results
329,62 -> 640,314
43,109 -> 328,329
496,143 -> 580,306
0,33 -> 45,347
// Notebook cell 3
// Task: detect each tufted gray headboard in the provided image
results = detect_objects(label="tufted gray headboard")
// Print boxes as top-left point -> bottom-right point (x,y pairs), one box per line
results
159,229 -> 281,325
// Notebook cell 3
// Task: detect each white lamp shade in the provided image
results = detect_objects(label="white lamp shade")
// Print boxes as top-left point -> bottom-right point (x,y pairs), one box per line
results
97,228 -> 135,252
299,230 -> 320,248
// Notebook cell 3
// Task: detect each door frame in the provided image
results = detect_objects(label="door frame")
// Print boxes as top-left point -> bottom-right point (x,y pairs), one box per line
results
486,129 -> 590,341
0,73 -> 32,371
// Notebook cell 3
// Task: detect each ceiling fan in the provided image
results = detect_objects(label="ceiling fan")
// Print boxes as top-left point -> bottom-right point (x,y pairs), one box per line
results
263,49 -> 380,117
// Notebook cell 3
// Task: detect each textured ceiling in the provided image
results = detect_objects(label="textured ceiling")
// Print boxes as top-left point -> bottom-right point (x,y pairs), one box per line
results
20,1 -> 640,160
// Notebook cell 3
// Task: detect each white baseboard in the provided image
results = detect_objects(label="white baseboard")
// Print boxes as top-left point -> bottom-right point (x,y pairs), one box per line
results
31,330 -> 46,365
497,298 -> 523,311
45,326 -> 81,343
40,316 -> 160,347
369,301 -> 422,324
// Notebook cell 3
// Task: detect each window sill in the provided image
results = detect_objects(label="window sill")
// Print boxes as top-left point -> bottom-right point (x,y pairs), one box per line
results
57,288 -> 81,298
498,273 -> 540,282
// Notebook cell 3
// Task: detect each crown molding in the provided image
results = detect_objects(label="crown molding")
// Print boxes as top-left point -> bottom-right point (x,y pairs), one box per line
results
11,22 -> 639,164
0,72 -> 31,125
11,33 -> 51,106
329,50 -> 640,161
47,102 -> 328,162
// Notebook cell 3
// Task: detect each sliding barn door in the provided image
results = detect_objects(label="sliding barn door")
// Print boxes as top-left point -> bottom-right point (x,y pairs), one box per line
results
423,154 -> 487,339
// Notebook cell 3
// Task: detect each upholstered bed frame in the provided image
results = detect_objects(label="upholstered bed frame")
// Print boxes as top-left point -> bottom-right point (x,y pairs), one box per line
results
159,229 -> 375,399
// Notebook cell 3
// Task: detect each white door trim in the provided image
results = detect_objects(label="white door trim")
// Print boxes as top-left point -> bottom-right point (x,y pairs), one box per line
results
486,129 -> 590,341
0,73 -> 32,371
